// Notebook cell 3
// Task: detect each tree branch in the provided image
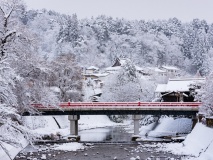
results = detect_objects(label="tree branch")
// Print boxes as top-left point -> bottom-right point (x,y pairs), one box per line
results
4,5 -> 15,28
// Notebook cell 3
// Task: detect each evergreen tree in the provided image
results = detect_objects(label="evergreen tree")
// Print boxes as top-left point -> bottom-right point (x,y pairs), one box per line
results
57,14 -> 79,46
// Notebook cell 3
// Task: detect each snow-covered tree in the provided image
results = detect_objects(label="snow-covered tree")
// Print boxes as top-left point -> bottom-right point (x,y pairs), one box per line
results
0,0 -> 38,152
100,59 -> 155,102
200,74 -> 213,116
0,1 -> 59,152
57,14 -> 79,46
48,53 -> 83,102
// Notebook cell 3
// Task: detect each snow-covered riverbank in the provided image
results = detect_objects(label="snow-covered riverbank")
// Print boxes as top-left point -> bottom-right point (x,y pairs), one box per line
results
0,115 -> 119,159
0,125 -> 28,160
22,115 -> 120,136
162,123 -> 213,159
1,116 -> 213,160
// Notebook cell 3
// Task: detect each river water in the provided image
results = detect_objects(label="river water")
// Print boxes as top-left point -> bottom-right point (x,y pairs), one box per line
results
79,126 -> 132,142
79,126 -> 176,142
15,126 -> 190,160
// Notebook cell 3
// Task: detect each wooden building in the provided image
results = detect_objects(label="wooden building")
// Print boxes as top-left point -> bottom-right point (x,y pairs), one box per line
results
155,78 -> 205,102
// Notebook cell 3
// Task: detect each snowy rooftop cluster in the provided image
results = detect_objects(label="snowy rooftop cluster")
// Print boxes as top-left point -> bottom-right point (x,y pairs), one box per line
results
155,78 -> 206,92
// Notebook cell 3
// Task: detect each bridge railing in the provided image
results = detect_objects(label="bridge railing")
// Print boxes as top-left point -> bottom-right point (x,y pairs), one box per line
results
31,102 -> 202,109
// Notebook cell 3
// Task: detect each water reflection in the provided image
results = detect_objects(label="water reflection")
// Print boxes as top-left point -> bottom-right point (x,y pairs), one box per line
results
79,128 -> 111,141
79,126 -> 132,142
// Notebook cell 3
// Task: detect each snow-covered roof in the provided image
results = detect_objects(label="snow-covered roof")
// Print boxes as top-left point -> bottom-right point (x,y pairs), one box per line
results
119,58 -> 129,66
161,65 -> 180,70
147,67 -> 166,73
93,73 -> 109,77
86,66 -> 99,70
83,74 -> 99,77
166,80 -> 192,92
135,66 -> 144,71
155,68 -> 166,73
112,58 -> 131,67
155,78 -> 205,92
94,88 -> 102,95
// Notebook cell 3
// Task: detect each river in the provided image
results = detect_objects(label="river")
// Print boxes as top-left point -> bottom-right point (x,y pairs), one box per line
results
15,126 -> 189,160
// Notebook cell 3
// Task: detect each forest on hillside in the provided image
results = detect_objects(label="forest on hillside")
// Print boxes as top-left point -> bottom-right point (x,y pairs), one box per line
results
24,7 -> 213,75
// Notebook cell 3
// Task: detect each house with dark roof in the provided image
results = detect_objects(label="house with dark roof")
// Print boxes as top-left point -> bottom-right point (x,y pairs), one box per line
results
155,78 -> 205,102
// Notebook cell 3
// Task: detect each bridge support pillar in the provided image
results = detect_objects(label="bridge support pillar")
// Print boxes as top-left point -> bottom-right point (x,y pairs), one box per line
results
68,115 -> 80,141
132,115 -> 141,141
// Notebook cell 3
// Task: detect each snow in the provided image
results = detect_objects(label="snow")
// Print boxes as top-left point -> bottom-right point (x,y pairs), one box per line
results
138,117 -> 192,138
197,140 -> 213,160
135,66 -> 144,71
119,58 -> 128,66
5,29 -> 16,37
0,125 -> 28,160
53,142 -> 84,151
161,65 -> 180,70
147,67 -> 166,73
79,115 -> 116,130
105,66 -> 122,72
87,66 -> 99,70
80,128 -> 111,141
155,84 -> 167,92
148,117 -> 192,137
139,122 -> 158,136
162,123 -> 213,159
92,73 -> 109,77
23,116 -> 59,134
50,86 -> 60,93
156,78 -> 206,92
22,115 -> 116,136
93,88 -> 102,95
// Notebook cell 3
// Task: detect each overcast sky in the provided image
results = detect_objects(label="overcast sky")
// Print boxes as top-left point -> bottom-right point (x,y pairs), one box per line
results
25,0 -> 213,22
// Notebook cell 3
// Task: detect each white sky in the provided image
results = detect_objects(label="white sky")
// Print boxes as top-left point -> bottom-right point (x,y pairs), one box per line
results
25,0 -> 213,22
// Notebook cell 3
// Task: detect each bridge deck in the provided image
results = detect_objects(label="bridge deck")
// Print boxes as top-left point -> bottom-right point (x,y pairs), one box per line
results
23,102 -> 200,116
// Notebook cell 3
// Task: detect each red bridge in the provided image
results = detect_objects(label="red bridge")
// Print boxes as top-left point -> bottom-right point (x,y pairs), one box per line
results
25,102 -> 201,140
26,102 -> 201,116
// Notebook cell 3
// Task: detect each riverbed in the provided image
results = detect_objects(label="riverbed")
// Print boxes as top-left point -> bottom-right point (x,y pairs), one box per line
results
15,143 -> 186,160
15,126 -> 190,160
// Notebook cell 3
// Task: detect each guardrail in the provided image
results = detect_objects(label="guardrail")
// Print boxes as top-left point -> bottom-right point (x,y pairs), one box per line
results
32,102 -> 202,108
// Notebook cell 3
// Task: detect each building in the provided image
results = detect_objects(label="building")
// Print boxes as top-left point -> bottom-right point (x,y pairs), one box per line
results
155,78 -> 205,102
105,58 -> 148,75
146,67 -> 167,77
105,58 -> 127,73
85,66 -> 99,74
160,65 -> 180,77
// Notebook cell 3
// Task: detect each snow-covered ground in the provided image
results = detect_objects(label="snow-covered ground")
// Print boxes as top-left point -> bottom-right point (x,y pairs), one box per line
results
138,123 -> 213,160
161,123 -> 213,160
52,142 -> 84,151
0,125 -> 28,160
2,115 -> 213,160
147,117 -> 192,137
22,115 -> 118,137
125,116 -> 192,137
0,115 -> 118,159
